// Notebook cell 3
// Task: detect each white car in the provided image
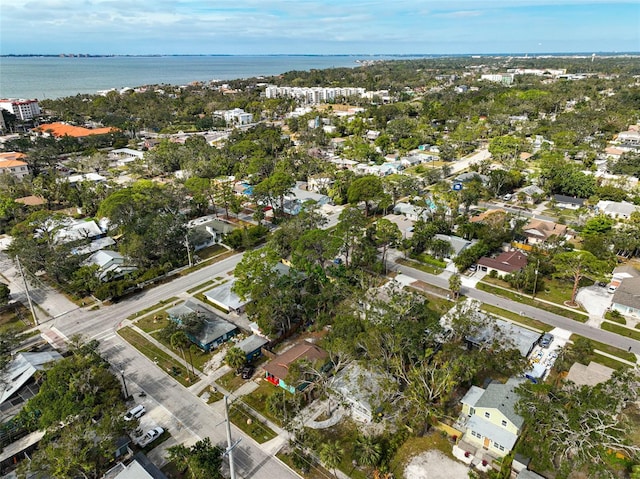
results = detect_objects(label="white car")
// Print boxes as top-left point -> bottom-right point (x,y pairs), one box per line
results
138,426 -> 164,447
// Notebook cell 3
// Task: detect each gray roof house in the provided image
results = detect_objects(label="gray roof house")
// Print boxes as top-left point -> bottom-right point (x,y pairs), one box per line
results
187,216 -> 237,251
84,250 -> 138,281
203,279 -> 249,313
166,300 -> 238,352
0,351 -> 63,417
552,194 -> 585,209
596,200 -> 640,220
235,334 -> 269,362
611,275 -> 640,319
434,234 -> 476,257
459,377 -> 525,457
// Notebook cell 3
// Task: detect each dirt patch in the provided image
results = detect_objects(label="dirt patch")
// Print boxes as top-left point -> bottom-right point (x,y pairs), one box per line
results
404,450 -> 469,479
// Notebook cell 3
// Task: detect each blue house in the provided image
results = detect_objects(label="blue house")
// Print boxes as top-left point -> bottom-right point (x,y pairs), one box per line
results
166,300 -> 238,352
235,335 -> 269,362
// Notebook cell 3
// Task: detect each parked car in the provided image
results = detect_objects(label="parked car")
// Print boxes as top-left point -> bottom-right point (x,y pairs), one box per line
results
539,333 -> 554,348
241,365 -> 255,379
503,193 -> 513,201
138,427 -> 164,447
124,404 -> 146,421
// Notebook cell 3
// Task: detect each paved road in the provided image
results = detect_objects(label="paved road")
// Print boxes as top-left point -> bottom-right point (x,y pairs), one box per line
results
450,148 -> 491,175
47,253 -> 301,479
394,260 -> 640,354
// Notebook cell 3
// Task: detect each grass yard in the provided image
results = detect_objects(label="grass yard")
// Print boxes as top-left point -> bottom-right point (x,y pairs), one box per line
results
477,282 -> 589,322
390,431 -> 456,476
186,279 -> 216,294
592,352 -> 631,370
409,288 -> 455,314
136,311 -> 170,334
216,369 -> 247,393
397,258 -> 443,275
604,310 -> 626,325
277,450 -> 333,479
308,419 -> 368,479
148,329 -> 212,372
480,304 -> 553,332
601,322 -> 640,342
117,327 -> 197,387
127,297 -> 180,320
240,381 -> 284,427
570,334 -> 636,363
228,403 -> 277,444
0,303 -> 34,334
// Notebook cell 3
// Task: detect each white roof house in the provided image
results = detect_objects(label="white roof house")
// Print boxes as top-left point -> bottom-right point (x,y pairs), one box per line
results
331,363 -> 392,423
54,219 -> 105,244
203,280 -> 249,313
0,351 -> 63,407
84,250 -> 137,281
596,200 -> 640,220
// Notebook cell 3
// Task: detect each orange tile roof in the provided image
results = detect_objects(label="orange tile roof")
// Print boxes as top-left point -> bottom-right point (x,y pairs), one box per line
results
0,152 -> 27,161
34,122 -> 118,138
0,152 -> 28,168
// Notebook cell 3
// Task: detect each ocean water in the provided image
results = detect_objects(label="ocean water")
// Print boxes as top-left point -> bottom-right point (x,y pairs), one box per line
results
0,55 -> 369,100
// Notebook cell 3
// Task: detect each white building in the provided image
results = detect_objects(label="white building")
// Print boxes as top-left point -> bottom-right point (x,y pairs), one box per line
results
480,74 -> 515,86
213,108 -> 253,125
0,152 -> 29,179
0,99 -> 41,121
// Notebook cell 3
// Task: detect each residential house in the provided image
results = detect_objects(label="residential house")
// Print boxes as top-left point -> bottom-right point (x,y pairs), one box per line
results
455,172 -> 489,185
596,200 -> 640,220
264,341 -> 328,394
552,194 -> 585,210
235,335 -> 269,363
611,268 -> 640,319
470,209 -> 507,225
33,122 -> 117,138
0,152 -> 29,179
307,175 -> 334,193
459,378 -> 525,457
382,214 -> 415,240
477,251 -> 528,277
566,361 -> 615,387
331,363 -> 392,423
84,250 -> 138,281
0,351 -> 63,419
522,219 -> 568,246
187,216 -> 237,250
66,173 -> 107,185
393,202 -> 430,222
166,300 -> 238,352
54,218 -> 106,245
433,234 -> 476,258
515,185 -> 544,204
103,452 -> 168,479
109,148 -> 145,167
14,195 -> 46,207
202,279 -> 249,314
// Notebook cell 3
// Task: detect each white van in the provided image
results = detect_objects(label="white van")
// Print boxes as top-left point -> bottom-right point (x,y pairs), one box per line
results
124,404 -> 146,421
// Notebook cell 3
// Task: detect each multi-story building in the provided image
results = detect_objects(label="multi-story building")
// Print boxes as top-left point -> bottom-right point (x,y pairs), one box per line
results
0,99 -> 41,121
213,108 -> 253,125
264,85 -> 367,104
0,152 -> 30,179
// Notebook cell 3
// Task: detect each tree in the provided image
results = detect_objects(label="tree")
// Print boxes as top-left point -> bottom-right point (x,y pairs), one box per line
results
552,250 -> 610,306
167,437 -> 224,479
0,282 -> 10,306
374,219 -> 401,272
171,330 -> 195,378
320,440 -> 344,478
335,206 -> 367,267
225,346 -> 246,372
448,273 -> 461,300
516,370 -> 640,478
347,176 -> 385,217
353,435 -> 383,468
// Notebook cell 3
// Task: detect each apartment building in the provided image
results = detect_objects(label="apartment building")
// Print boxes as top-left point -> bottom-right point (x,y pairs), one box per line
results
0,99 -> 41,121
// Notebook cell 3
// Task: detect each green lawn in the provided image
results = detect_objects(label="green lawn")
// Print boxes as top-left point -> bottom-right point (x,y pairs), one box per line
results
0,304 -> 34,334
240,381 -> 285,427
216,369 -> 247,392
228,403 -> 277,443
149,330 -> 212,372
126,297 -> 180,321
117,327 -> 197,387
408,288 -> 455,314
397,258 -> 443,275
198,385 -> 224,404
592,352 -> 631,370
477,282 -> 589,322
136,312 -> 170,334
277,450 -> 333,479
480,304 -> 553,332
308,419 -> 368,479
569,334 -> 636,363
601,322 -> 640,342
604,311 -> 626,325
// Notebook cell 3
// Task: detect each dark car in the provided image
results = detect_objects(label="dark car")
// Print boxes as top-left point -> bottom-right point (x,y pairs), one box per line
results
539,333 -> 554,348
241,366 -> 255,379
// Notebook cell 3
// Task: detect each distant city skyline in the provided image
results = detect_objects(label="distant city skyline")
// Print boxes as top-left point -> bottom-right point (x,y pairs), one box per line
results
1,1 -> 638,56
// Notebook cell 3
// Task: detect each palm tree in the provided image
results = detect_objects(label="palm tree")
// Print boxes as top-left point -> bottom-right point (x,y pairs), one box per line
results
171,331 -> 194,379
319,440 -> 344,478
449,272 -> 462,300
353,435 -> 382,468
225,346 -> 246,373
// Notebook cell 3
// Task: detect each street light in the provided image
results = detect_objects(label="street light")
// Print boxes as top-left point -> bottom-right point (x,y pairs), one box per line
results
120,369 -> 130,400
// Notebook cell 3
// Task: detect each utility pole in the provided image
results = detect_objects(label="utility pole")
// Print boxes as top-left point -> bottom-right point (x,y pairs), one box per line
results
120,369 -> 130,400
532,258 -> 540,300
224,395 -> 241,479
185,235 -> 193,268
15,256 -> 38,326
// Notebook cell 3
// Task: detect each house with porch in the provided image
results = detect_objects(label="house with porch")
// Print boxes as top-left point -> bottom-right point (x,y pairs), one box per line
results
522,219 -> 569,246
263,341 -> 328,394
457,378 -> 525,459
611,271 -> 640,319
166,300 -> 238,352
477,251 -> 528,277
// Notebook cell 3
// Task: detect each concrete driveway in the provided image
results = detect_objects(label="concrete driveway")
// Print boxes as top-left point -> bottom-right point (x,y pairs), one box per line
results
576,285 -> 613,318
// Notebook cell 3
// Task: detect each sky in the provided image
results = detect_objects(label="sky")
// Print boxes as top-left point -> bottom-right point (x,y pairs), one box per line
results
0,0 -> 639,55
